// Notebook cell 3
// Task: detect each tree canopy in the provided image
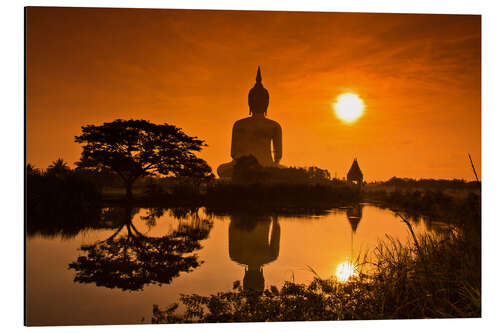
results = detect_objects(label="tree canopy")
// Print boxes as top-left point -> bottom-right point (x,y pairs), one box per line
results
75,119 -> 213,198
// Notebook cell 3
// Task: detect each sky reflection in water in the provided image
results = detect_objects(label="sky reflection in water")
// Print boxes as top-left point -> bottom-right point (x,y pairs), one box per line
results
26,204 -> 443,326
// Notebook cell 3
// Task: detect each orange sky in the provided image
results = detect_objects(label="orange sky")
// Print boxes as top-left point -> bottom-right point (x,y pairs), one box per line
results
26,7 -> 481,181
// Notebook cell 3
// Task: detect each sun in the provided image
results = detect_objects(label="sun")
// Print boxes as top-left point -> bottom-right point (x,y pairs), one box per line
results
335,261 -> 358,282
333,93 -> 365,124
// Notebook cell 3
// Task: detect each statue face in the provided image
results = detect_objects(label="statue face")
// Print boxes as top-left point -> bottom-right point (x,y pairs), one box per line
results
248,84 -> 269,114
243,268 -> 265,292
250,104 -> 268,114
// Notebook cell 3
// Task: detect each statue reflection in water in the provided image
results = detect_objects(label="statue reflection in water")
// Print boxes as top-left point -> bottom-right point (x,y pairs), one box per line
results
228,214 -> 280,293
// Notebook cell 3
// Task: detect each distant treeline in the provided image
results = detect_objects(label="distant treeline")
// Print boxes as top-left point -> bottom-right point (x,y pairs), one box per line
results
26,158 -> 481,217
27,160 -> 103,238
374,176 -> 480,189
366,188 -> 480,233
25,159 -> 359,236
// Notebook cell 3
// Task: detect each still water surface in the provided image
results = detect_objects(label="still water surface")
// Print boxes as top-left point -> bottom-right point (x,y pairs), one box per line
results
26,204 -> 442,326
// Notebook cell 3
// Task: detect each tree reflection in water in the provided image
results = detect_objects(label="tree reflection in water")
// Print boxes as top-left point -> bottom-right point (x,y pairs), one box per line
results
68,205 -> 212,291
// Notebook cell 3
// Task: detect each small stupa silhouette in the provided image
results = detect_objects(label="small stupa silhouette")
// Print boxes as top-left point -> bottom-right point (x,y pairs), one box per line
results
347,158 -> 363,185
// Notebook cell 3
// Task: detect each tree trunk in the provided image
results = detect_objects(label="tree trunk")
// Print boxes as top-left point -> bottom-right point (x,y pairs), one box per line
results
125,182 -> 133,201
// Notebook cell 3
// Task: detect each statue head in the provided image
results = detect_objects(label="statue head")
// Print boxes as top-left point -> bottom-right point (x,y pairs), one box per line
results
243,266 -> 265,293
248,66 -> 269,115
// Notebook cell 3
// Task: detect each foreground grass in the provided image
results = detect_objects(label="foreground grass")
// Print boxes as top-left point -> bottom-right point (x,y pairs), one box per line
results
152,224 -> 480,322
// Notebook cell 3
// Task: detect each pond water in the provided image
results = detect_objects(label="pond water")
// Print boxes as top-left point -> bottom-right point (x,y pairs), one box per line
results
26,204 -> 445,326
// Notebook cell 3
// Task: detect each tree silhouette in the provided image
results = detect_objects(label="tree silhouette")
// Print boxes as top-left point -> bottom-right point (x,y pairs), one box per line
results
75,119 -> 213,200
68,205 -> 213,291
26,163 -> 42,176
46,158 -> 71,177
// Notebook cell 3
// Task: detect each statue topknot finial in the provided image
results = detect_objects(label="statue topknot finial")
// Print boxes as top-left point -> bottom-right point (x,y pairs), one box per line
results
256,66 -> 262,84
248,66 -> 269,115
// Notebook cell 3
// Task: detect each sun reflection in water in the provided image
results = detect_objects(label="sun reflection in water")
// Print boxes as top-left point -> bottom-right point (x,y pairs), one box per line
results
335,261 -> 358,282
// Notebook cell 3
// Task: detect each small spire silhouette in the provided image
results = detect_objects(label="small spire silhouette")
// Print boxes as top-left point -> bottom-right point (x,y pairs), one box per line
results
256,66 -> 262,84
347,158 -> 363,185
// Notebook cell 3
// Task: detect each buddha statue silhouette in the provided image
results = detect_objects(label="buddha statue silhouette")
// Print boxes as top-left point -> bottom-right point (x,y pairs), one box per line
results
228,214 -> 281,293
217,67 -> 283,179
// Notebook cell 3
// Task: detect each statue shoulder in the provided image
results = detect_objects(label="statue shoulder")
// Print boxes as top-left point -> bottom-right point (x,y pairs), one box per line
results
233,117 -> 252,129
266,118 -> 282,130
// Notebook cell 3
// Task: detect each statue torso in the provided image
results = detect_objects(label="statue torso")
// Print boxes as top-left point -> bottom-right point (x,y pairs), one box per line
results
228,216 -> 280,267
232,116 -> 281,166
